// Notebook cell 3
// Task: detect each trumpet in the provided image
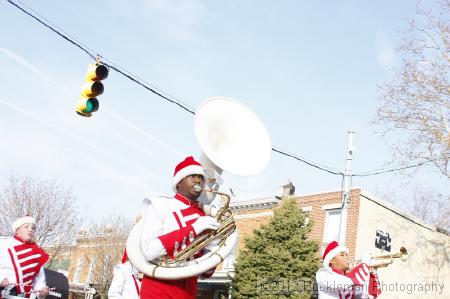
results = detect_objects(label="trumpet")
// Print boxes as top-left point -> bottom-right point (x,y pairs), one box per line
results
351,247 -> 408,269
160,187 -> 236,266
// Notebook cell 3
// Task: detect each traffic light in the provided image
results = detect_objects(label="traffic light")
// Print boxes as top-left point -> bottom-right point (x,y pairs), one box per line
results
76,62 -> 109,117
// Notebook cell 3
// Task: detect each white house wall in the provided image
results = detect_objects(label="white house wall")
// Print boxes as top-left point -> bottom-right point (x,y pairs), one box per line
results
355,191 -> 449,299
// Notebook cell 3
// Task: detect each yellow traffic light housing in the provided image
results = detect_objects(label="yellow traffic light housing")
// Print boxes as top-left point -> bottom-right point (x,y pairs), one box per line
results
76,63 -> 109,117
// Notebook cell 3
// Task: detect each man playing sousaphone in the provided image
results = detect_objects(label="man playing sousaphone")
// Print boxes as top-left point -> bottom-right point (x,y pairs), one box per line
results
0,215 -> 49,299
316,241 -> 382,299
138,156 -> 219,299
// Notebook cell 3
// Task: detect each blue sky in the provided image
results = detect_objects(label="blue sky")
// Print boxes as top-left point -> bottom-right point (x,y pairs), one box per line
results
1,0 -> 448,220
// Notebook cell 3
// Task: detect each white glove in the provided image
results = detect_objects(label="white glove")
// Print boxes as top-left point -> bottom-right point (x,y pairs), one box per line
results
361,251 -> 374,266
192,216 -> 220,235
0,278 -> 9,287
204,236 -> 222,251
202,204 -> 219,217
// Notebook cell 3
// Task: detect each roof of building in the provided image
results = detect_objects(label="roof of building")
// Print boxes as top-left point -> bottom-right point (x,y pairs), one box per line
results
230,187 -> 449,236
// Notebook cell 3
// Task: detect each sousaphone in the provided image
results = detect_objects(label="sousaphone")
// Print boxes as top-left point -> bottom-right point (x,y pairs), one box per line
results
126,97 -> 271,279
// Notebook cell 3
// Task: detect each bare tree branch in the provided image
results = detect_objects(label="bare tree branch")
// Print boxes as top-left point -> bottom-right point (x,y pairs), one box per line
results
375,0 -> 450,177
0,175 -> 81,265
80,213 -> 133,298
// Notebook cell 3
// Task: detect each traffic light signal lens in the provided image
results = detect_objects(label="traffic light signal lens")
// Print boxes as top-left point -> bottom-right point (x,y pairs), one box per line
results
91,81 -> 104,96
85,101 -> 94,112
86,98 -> 99,113
95,65 -> 109,80
82,81 -> 104,97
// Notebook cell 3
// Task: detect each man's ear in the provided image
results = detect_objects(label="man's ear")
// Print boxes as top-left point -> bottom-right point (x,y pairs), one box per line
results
329,257 -> 335,266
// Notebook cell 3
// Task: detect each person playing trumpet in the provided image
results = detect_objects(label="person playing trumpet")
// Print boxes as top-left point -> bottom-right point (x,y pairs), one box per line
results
138,156 -> 219,299
315,241 -> 381,299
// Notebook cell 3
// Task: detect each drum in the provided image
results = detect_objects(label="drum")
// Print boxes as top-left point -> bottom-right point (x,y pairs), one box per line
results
44,269 -> 69,299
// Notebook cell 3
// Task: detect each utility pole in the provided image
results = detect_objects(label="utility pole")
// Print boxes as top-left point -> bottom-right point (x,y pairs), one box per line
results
338,131 -> 355,246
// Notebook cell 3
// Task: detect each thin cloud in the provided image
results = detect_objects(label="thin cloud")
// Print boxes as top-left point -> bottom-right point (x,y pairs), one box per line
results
1,46 -> 184,159
103,107 -> 186,157
141,0 -> 212,42
376,31 -> 397,71
0,97 -> 165,183
0,46 -> 76,94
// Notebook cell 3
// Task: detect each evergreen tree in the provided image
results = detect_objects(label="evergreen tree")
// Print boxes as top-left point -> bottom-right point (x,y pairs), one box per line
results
230,198 -> 320,299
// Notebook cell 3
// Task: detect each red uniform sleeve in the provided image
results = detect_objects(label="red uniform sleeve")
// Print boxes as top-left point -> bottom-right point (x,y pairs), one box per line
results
157,224 -> 197,259
368,272 -> 382,297
346,263 -> 370,286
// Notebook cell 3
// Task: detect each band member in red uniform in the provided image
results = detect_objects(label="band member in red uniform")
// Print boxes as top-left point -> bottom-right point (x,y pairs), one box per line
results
108,250 -> 142,299
315,241 -> 381,299
0,215 -> 49,298
139,156 -> 219,299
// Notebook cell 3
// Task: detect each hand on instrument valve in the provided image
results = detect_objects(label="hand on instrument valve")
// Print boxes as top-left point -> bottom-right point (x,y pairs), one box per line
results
192,216 -> 220,235
38,286 -> 49,298
201,204 -> 219,217
361,251 -> 374,267
1,278 -> 9,287
204,236 -> 222,251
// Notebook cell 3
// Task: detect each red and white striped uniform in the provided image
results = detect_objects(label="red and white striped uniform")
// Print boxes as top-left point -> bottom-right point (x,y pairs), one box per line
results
316,265 -> 379,299
0,236 -> 48,297
139,193 -> 215,299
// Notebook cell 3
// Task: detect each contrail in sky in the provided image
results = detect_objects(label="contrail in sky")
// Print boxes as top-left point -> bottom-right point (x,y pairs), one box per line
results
0,96 -> 165,183
0,45 -> 184,158
103,107 -> 186,157
0,46 -> 76,94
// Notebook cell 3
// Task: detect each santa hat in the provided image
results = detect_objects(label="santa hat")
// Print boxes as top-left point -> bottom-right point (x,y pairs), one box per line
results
121,249 -> 128,263
172,156 -> 205,191
322,241 -> 348,269
12,215 -> 36,232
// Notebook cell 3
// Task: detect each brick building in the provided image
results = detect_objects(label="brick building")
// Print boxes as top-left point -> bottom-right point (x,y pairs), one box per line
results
198,186 -> 450,299
48,186 -> 449,299
46,228 -> 125,298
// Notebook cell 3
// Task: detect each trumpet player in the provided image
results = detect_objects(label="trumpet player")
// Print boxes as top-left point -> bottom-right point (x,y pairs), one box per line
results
315,241 -> 381,299
139,156 -> 220,299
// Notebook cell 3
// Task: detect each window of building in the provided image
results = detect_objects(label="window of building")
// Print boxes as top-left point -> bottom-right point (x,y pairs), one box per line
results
322,208 -> 341,250
73,257 -> 84,283
86,258 -> 96,284
301,206 -> 312,225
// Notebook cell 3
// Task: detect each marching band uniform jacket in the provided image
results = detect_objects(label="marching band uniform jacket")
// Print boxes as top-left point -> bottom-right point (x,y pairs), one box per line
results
108,262 -> 141,299
0,236 -> 48,298
139,193 -> 215,299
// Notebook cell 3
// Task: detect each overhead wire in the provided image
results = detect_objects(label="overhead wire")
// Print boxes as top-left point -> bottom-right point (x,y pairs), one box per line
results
5,0 -> 439,179
6,0 -> 96,60
5,0 -> 195,115
0,45 -> 186,170
100,57 -> 196,113
272,147 -> 344,176
10,0 -> 189,111
352,158 -> 438,177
